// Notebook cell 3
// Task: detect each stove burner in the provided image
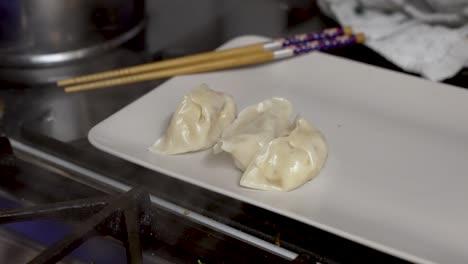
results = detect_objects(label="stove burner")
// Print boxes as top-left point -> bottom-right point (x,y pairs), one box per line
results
0,186 -> 314,264
0,187 -> 154,264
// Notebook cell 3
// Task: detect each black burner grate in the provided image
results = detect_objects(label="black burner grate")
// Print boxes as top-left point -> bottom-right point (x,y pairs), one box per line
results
0,136 -> 320,263
0,185 -> 316,264
0,187 -> 153,264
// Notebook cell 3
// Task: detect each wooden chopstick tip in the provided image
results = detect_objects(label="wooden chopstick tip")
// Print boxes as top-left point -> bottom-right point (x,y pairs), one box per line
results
343,26 -> 353,35
356,33 -> 366,43
57,80 -> 67,87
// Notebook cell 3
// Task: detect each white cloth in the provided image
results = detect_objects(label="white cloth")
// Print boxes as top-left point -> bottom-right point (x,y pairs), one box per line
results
318,0 -> 468,81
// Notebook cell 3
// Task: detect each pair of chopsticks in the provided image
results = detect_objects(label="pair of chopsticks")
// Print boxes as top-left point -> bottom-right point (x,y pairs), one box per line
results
59,27 -> 365,92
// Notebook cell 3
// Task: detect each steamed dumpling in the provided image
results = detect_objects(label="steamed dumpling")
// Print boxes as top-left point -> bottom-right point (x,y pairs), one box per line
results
150,84 -> 236,155
213,97 -> 292,171
240,117 -> 328,192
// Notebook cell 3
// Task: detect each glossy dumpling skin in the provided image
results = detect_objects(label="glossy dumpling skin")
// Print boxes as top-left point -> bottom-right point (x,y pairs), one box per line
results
150,84 -> 236,155
240,117 -> 328,192
213,97 -> 292,171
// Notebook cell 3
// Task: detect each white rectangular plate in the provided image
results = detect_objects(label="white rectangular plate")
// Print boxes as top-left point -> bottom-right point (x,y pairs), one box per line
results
89,36 -> 468,264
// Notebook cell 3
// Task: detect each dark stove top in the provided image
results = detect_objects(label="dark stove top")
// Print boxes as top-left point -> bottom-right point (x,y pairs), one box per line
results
0,138 -> 298,264
0,137 -> 357,264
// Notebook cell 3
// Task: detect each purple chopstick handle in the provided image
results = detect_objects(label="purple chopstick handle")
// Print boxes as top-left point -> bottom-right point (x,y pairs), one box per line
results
291,34 -> 360,55
279,27 -> 347,47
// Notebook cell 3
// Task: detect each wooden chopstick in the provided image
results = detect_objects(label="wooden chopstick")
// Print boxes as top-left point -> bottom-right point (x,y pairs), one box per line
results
65,52 -> 275,92
58,26 -> 352,87
58,44 -> 265,87
64,33 -> 365,93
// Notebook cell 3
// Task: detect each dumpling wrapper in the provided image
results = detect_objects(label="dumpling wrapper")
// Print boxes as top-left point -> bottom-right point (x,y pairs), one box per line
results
240,117 -> 328,192
150,84 -> 236,155
213,97 -> 292,171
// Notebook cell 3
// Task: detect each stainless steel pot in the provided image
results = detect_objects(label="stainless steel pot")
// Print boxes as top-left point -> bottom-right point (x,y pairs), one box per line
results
0,0 -> 145,67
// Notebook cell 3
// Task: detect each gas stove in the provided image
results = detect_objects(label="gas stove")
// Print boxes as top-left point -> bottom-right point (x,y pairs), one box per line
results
2,135 -> 393,264
1,137 -> 303,264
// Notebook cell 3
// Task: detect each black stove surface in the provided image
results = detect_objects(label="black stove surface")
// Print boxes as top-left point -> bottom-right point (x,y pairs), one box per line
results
0,137 -> 330,264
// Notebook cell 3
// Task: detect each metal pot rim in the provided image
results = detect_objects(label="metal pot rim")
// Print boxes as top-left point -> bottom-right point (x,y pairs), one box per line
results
0,20 -> 145,68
